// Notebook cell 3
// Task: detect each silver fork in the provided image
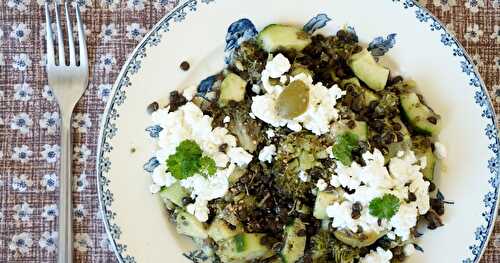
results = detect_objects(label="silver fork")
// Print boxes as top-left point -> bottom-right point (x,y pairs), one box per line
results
44,2 -> 88,263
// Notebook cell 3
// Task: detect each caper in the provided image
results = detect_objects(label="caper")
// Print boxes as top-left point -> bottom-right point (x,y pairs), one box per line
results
275,80 -> 310,119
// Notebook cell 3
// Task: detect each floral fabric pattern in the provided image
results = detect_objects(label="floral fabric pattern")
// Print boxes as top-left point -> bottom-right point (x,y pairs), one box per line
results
0,0 -> 498,262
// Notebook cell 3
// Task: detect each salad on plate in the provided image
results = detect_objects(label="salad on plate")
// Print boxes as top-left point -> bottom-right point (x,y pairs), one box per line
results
146,22 -> 448,263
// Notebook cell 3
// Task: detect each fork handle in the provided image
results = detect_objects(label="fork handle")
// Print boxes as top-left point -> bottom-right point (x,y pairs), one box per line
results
58,113 -> 73,263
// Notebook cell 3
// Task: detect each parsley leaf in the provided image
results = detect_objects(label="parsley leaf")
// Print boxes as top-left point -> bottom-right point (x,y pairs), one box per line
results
332,132 -> 359,166
166,140 -> 217,179
369,194 -> 400,220
200,156 -> 216,176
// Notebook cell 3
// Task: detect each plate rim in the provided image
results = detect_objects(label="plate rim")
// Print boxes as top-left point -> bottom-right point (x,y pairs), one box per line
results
95,1 -> 500,262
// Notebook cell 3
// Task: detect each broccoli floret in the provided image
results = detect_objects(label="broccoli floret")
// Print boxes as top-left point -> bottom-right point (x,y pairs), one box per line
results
273,132 -> 331,200
310,231 -> 332,263
231,40 -> 267,83
331,239 -> 361,263
224,101 -> 263,153
374,92 -> 399,118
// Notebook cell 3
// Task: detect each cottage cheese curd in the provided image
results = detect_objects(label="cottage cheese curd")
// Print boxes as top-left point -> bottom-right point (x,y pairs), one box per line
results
150,102 -> 252,221
266,129 -> 275,138
360,247 -> 393,263
434,141 -> 447,159
316,178 -> 328,191
251,54 -> 344,135
298,170 -> 310,182
258,145 -> 276,163
227,147 -> 253,167
326,149 -> 430,240
186,199 -> 210,222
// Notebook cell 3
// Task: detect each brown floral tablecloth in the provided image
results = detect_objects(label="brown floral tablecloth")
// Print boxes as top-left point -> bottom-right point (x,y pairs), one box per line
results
0,0 -> 498,262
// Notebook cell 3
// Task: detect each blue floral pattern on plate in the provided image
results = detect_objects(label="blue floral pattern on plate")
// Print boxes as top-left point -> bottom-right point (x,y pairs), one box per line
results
197,75 -> 218,96
224,18 -> 258,64
368,33 -> 397,57
303,13 -> 331,33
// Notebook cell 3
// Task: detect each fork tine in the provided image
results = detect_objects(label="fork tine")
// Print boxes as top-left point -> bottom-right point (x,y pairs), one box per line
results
54,2 -> 65,65
75,4 -> 87,66
44,2 -> 55,66
64,2 -> 76,66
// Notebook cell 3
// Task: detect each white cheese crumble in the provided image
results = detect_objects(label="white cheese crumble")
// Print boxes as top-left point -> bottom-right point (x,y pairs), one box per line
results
266,129 -> 275,138
316,178 -> 328,191
149,184 -> 161,194
298,170 -> 309,182
227,147 -> 253,167
180,164 -> 235,201
152,102 -> 248,168
434,141 -> 447,159
186,199 -> 210,222
404,244 -> 416,256
182,85 -> 198,101
182,85 -> 197,101
360,247 -> 393,263
265,53 -> 291,78
389,203 -> 418,240
223,116 -> 231,123
326,149 -> 431,240
180,164 -> 236,221
251,84 -> 261,94
326,201 -> 386,234
249,112 -> 256,119
151,102 -> 252,221
151,166 -> 177,188
258,145 -> 276,163
251,54 -> 345,135
279,75 -> 288,84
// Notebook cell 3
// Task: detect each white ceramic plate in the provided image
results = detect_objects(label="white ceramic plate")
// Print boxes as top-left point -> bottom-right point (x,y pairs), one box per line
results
96,0 -> 500,262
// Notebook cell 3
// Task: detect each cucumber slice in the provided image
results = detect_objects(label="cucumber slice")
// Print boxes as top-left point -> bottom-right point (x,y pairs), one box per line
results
363,88 -> 380,105
313,191 -> 343,220
175,209 -> 208,239
281,219 -> 307,263
217,233 -> 271,262
392,117 -> 411,142
384,117 -> 412,164
257,24 -> 312,52
333,121 -> 369,141
159,182 -> 189,207
412,136 -> 437,180
219,73 -> 247,105
207,218 -> 243,242
348,49 -> 389,91
334,229 -> 386,248
400,92 -> 442,136
422,148 -> 437,181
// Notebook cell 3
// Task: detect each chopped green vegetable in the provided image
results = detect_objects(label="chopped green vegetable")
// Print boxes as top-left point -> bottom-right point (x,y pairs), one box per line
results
369,194 -> 400,220
167,140 -> 217,180
310,230 -> 332,262
332,133 -> 359,166
273,132 -> 330,199
332,239 -> 361,263
234,234 -> 246,252
200,156 -> 217,176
